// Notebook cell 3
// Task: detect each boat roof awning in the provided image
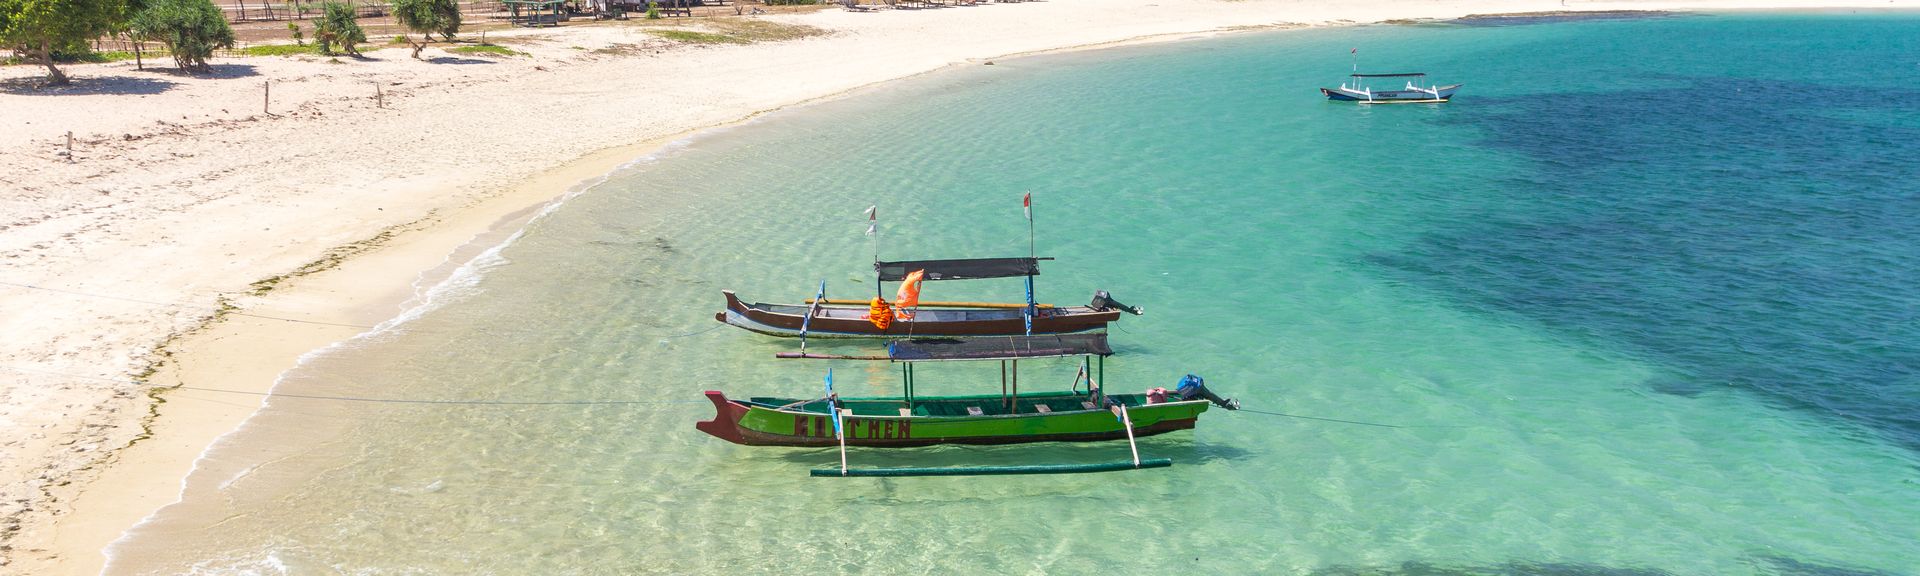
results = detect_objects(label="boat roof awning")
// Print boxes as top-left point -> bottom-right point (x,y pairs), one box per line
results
777,333 -> 1113,362
1351,73 -> 1427,78
875,257 -> 1048,281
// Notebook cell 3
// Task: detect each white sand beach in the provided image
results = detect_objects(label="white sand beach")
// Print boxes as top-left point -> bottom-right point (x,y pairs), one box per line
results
0,0 -> 1903,573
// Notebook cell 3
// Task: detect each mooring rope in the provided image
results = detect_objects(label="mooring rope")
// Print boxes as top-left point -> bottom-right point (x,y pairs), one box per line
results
661,324 -> 725,339
1235,407 -> 1474,429
169,384 -> 709,406
0,364 -> 706,407
5,277 -> 749,340
0,279 -> 377,329
1235,408 -> 1405,428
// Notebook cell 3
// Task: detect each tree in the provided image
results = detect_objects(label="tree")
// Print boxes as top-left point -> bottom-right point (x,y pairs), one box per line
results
313,1 -> 364,56
130,0 -> 233,73
389,0 -> 457,59
0,0 -> 127,85
110,0 -> 147,70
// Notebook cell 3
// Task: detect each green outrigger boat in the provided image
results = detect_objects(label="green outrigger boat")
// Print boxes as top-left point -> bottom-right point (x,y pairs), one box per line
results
696,334 -> 1241,476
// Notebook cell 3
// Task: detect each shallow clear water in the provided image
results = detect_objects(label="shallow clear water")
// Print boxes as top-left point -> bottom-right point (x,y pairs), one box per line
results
111,13 -> 1920,575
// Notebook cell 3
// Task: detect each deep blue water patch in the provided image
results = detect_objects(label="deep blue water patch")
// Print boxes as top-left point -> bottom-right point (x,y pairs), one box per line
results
1365,16 -> 1920,451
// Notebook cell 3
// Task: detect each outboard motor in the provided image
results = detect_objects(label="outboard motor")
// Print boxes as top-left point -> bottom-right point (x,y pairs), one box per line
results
1090,290 -> 1144,315
1174,374 -> 1239,410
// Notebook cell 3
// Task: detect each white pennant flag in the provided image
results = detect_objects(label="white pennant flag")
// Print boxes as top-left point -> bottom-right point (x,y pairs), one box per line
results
864,205 -> 877,236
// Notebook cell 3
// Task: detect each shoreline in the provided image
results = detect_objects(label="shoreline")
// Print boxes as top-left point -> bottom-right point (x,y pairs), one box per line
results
2,1 -> 1910,573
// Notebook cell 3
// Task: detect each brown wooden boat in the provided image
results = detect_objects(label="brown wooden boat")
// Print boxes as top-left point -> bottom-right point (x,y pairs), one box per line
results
716,256 -> 1140,339
716,290 -> 1123,338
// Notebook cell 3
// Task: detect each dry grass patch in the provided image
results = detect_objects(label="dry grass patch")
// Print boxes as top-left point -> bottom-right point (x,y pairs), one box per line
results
650,29 -> 746,44
448,44 -> 527,57
644,19 -> 828,45
711,19 -> 828,42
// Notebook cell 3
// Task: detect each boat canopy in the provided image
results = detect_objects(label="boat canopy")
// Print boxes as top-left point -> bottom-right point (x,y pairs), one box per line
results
875,257 -> 1048,282
778,333 -> 1113,362
1350,73 -> 1427,78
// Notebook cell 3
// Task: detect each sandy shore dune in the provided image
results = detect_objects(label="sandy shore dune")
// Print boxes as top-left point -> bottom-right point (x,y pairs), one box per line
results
0,0 -> 1901,573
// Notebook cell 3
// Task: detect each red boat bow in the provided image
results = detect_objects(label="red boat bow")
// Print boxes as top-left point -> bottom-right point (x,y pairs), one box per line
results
695,391 -> 752,445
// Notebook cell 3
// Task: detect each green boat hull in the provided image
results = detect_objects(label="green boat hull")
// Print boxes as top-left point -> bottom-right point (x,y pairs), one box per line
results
697,390 -> 1210,447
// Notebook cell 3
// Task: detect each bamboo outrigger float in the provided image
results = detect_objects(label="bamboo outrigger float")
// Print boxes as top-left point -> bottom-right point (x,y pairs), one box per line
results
695,334 -> 1241,477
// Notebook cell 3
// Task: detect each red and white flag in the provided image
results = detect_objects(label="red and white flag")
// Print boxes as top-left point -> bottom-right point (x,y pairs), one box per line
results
1351,47 -> 1357,54
1022,192 -> 1032,221
864,205 -> 876,236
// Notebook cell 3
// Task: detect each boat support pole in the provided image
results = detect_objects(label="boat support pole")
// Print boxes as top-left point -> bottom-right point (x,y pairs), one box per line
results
800,280 -> 826,354
1097,355 -> 1105,406
835,410 -> 848,477
827,369 -> 847,476
1114,404 -> 1141,468
1023,275 -> 1035,337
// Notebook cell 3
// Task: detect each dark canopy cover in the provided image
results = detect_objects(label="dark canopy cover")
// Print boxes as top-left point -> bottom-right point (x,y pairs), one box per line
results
887,333 -> 1112,362
875,257 -> 1046,282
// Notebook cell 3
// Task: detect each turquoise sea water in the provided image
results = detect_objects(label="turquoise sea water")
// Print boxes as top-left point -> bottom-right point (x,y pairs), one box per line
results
109,13 -> 1920,575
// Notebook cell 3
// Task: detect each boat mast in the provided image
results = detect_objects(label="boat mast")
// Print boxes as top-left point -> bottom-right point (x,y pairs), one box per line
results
866,205 -> 881,298
1023,191 -> 1036,336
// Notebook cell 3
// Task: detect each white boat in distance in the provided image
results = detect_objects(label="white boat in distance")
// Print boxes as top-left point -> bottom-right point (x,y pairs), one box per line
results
1321,73 -> 1461,104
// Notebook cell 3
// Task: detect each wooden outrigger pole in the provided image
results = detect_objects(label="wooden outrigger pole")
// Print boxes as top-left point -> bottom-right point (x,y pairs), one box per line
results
819,367 -> 1177,478
811,458 -> 1172,477
827,369 -> 848,476
797,280 -> 826,354
788,334 -> 1188,478
806,298 -> 1053,310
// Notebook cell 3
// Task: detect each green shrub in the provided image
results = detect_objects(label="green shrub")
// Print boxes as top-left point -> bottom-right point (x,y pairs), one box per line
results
314,2 -> 365,56
390,0 -> 459,58
0,0 -> 125,84
287,21 -> 303,45
129,0 -> 235,73
645,1 -> 659,19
